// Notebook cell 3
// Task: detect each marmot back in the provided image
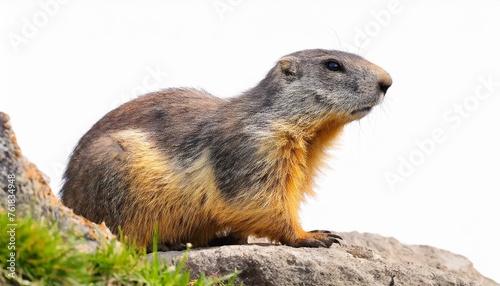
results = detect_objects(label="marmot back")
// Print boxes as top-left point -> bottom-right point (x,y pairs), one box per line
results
61,49 -> 392,249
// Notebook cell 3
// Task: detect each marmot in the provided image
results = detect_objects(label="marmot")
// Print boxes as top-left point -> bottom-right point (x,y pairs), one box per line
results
61,49 -> 392,249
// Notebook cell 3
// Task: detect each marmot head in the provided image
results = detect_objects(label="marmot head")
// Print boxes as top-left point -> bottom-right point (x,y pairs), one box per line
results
259,49 -> 392,125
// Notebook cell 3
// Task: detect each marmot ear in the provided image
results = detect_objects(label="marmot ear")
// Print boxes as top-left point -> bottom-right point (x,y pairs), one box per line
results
278,56 -> 301,79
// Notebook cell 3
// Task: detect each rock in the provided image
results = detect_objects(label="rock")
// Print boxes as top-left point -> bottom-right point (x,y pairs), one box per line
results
340,232 -> 495,285
0,112 -> 115,253
153,234 -> 498,286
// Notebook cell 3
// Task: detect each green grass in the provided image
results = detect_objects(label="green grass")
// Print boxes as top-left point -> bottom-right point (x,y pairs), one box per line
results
0,213 -> 239,285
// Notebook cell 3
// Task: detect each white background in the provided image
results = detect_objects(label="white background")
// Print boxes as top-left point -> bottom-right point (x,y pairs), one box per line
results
2,0 -> 499,282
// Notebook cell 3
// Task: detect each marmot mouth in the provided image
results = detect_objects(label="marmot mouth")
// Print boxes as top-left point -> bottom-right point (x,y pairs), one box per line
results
351,106 -> 372,115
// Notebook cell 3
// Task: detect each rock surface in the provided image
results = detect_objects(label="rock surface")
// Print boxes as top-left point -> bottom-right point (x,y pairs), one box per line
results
1,111 -> 497,286
0,112 -> 115,253
154,235 -> 498,286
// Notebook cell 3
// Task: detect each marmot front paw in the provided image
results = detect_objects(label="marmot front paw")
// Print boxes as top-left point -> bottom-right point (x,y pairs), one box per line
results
284,230 -> 342,248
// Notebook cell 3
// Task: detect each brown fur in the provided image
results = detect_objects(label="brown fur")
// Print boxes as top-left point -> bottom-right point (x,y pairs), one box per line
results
61,49 -> 392,249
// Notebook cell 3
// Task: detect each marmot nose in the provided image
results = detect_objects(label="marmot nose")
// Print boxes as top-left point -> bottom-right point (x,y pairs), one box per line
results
378,71 -> 392,94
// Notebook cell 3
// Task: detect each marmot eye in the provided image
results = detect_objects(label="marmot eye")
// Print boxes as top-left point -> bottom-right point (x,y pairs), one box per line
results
325,60 -> 343,71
